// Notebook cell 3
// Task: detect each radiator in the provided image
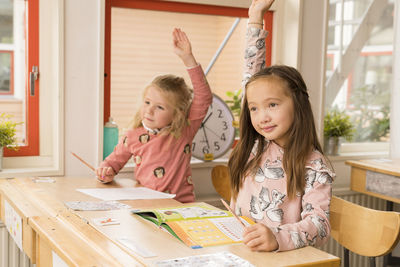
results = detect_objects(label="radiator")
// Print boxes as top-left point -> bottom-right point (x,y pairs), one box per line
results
0,222 -> 32,267
0,191 -> 389,267
320,189 -> 388,267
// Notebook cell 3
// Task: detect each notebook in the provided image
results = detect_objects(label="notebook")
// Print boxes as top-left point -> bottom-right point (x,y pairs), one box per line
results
131,203 -> 254,248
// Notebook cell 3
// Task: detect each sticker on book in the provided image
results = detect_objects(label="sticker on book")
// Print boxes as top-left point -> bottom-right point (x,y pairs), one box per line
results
154,251 -> 255,267
92,217 -> 120,226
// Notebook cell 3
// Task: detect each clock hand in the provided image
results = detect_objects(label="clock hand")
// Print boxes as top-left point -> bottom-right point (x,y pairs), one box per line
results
204,125 -> 221,139
202,127 -> 210,149
203,112 -> 213,125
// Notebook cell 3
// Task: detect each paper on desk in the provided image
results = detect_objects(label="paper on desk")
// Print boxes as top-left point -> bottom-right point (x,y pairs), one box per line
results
64,200 -> 131,211
76,187 -> 176,201
154,251 -> 255,267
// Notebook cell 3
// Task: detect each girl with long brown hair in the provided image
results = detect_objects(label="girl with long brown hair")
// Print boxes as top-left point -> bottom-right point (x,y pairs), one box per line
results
228,0 -> 335,252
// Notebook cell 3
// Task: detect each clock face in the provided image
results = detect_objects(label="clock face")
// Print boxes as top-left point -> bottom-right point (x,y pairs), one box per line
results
192,94 -> 235,161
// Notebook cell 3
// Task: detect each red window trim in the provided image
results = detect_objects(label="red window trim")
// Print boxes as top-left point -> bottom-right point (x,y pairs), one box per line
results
104,0 -> 273,123
0,50 -> 14,95
4,0 -> 39,157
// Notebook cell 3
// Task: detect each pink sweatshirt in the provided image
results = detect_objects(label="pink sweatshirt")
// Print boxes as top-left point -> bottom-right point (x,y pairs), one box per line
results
231,28 -> 335,252
101,65 -> 212,203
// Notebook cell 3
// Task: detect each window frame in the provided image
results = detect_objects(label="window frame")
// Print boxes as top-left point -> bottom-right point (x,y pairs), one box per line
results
3,0 -> 39,157
324,0 -> 393,155
104,0 -> 273,124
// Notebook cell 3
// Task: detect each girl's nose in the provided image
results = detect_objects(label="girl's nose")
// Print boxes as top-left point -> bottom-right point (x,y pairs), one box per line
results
260,110 -> 271,123
146,105 -> 155,114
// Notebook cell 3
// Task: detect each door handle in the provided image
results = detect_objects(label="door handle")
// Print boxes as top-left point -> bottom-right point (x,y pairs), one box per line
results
30,65 -> 39,96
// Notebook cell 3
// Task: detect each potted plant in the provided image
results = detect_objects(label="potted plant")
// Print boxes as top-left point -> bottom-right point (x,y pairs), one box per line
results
0,113 -> 21,171
323,109 -> 354,155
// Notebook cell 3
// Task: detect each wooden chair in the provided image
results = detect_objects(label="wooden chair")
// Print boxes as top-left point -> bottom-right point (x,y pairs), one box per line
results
330,195 -> 400,267
211,165 -> 231,202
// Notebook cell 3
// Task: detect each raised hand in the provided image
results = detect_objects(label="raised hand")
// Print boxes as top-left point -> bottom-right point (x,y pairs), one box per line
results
249,0 -> 275,24
172,28 -> 197,67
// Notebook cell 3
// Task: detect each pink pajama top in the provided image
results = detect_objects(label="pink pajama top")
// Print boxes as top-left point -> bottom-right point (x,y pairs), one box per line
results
100,65 -> 212,203
231,27 -> 335,252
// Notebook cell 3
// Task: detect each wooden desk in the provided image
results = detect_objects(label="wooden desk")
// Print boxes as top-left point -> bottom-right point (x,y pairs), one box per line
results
0,177 -> 164,265
1,177 -> 340,266
346,159 -> 400,204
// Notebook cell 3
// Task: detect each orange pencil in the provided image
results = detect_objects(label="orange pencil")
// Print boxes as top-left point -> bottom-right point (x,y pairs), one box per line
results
70,151 -> 95,172
220,198 -> 246,228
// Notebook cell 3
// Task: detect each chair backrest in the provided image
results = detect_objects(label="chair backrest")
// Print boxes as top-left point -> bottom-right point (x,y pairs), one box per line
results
330,195 -> 400,257
211,165 -> 231,202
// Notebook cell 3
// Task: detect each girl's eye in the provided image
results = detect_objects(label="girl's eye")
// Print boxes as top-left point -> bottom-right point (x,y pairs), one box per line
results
157,105 -> 165,110
249,106 -> 257,112
144,100 -> 150,105
269,103 -> 277,108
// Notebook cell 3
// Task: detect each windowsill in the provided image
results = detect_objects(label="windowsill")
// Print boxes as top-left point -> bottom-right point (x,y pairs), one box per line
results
0,149 -> 388,178
0,167 -> 63,178
327,151 -> 389,162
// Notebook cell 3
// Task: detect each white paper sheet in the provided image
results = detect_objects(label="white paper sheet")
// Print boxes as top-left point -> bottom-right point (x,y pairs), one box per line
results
76,187 -> 175,201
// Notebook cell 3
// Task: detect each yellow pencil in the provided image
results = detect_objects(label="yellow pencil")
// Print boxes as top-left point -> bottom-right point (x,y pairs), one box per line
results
220,198 -> 246,228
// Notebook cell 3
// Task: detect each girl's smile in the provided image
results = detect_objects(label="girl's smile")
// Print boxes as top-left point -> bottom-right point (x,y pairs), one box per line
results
246,76 -> 294,147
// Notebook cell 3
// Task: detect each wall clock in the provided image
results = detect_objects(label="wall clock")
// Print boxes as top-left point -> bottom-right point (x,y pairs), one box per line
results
192,94 -> 236,161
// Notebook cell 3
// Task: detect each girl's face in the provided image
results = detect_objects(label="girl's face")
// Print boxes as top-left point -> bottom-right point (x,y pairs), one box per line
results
246,77 -> 294,147
141,86 -> 174,130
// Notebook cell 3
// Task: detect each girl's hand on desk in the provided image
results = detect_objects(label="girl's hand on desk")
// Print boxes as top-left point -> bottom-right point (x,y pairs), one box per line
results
243,223 -> 278,252
95,167 -> 115,183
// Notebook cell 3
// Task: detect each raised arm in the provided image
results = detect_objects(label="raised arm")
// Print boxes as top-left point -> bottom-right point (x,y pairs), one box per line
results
243,0 -> 274,87
172,28 -> 197,68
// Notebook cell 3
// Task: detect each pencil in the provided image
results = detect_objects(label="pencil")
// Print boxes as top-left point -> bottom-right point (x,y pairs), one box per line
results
220,198 -> 246,228
70,151 -> 95,172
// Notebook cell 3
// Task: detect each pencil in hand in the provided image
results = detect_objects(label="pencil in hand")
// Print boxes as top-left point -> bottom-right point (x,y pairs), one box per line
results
220,198 -> 246,228
70,151 -> 107,183
70,151 -> 95,171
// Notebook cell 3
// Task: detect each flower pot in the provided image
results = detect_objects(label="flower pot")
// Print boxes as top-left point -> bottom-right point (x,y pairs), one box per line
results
324,136 -> 340,155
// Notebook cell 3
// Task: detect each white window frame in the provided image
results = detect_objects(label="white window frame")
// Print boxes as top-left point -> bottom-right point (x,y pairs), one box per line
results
0,0 -> 64,178
324,0 -> 393,156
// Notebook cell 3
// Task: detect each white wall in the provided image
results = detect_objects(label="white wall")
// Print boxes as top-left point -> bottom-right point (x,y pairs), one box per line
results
64,0 -> 103,176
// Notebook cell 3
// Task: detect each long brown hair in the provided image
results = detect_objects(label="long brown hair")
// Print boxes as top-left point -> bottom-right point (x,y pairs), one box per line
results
228,65 -> 323,199
131,74 -> 193,138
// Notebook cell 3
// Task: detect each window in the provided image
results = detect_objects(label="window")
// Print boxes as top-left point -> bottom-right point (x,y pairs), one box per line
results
0,0 -> 63,175
0,0 -> 39,157
325,0 -> 393,153
104,0 -> 273,133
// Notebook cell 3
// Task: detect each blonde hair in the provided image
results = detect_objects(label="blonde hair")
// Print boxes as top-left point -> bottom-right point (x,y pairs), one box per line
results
131,74 -> 193,138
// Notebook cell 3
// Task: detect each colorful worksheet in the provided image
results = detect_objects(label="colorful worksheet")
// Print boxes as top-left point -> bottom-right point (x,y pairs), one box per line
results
132,203 -> 254,248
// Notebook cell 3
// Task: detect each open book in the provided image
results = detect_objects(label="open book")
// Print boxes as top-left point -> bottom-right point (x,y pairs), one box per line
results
131,203 -> 254,249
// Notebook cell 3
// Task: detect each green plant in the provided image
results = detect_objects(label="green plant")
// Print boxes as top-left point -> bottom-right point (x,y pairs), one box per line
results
350,84 -> 390,142
324,109 -> 354,141
225,89 -> 242,138
225,89 -> 242,119
0,113 -> 21,149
